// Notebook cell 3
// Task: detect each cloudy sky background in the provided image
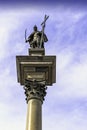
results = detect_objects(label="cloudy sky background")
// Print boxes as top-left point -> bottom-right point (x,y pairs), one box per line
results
0,2 -> 87,130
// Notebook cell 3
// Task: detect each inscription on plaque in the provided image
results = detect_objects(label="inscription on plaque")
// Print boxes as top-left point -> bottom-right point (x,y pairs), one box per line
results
27,72 -> 45,81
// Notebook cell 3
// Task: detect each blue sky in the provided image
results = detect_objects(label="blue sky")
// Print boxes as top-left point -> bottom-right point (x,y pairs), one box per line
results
0,3 -> 87,130
0,0 -> 87,5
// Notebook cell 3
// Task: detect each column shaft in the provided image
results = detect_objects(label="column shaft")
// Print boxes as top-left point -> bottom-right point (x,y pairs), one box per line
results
26,99 -> 42,130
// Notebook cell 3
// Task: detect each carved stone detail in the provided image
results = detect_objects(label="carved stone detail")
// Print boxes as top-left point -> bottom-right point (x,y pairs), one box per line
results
23,79 -> 47,103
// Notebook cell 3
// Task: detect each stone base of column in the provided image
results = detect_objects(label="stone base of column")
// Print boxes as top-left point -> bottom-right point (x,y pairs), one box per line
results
29,48 -> 45,56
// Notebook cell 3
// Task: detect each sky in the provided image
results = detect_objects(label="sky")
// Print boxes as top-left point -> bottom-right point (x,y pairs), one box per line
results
0,1 -> 87,130
1,0 -> 87,5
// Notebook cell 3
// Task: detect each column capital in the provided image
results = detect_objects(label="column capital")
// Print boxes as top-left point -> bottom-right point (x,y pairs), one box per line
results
23,79 -> 47,103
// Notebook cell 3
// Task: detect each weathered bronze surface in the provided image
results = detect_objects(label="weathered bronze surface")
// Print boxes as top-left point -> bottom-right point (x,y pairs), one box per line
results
25,15 -> 49,49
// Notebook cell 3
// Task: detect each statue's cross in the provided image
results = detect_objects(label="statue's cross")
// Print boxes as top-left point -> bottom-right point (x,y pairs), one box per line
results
40,15 -> 49,48
41,15 -> 49,27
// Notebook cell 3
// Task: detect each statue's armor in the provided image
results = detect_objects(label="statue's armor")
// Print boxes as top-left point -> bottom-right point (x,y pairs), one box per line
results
28,30 -> 48,48
33,32 -> 41,45
33,32 -> 40,41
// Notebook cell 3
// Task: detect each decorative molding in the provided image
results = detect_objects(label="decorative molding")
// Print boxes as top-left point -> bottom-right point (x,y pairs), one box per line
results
23,79 -> 47,103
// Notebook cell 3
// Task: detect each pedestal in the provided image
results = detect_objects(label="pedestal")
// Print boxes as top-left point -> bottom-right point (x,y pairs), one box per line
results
29,48 -> 45,56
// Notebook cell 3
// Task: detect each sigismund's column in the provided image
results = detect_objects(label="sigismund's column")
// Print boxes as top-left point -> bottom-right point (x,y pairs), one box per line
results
16,15 -> 56,130
24,79 -> 47,130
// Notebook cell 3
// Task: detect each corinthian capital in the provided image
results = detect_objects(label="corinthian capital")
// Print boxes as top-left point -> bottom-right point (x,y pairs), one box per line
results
23,79 -> 47,103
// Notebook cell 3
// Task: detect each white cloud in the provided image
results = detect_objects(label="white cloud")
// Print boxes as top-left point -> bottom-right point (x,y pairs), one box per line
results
43,110 -> 87,130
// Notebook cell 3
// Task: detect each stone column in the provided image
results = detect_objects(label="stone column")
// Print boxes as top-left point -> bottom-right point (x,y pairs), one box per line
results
24,79 -> 47,130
